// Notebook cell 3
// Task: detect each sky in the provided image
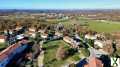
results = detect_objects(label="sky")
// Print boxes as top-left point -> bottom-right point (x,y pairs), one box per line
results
0,0 -> 120,9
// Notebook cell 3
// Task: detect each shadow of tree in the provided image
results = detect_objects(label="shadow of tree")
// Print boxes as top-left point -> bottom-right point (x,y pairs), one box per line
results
99,55 -> 111,67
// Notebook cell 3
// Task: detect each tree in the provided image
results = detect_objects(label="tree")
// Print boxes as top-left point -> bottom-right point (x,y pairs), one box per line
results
35,32 -> 42,44
87,39 -> 94,47
67,48 -> 78,56
100,55 -> 111,67
112,40 -> 117,53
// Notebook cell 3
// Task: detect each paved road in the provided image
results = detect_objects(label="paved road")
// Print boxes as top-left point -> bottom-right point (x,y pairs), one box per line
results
37,41 -> 44,67
38,51 -> 44,67
88,48 -> 108,58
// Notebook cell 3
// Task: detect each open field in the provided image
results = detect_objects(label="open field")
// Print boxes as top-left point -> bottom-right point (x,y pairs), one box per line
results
87,21 -> 120,32
61,17 -> 120,33
78,17 -> 120,32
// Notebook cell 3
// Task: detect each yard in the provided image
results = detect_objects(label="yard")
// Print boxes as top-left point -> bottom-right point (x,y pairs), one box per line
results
43,40 -> 82,67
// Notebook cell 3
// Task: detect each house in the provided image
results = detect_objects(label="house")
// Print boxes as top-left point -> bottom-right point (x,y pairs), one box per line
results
28,28 -> 36,32
63,36 -> 79,48
63,36 -> 74,47
116,40 -> 120,49
0,39 -> 29,67
38,29 -> 45,34
63,36 -> 73,44
95,33 -> 106,40
102,40 -> 113,54
41,33 -> 48,39
28,31 -> 36,38
4,30 -> 13,35
94,40 -> 104,49
84,57 -> 103,67
55,32 -> 63,37
0,35 -> 5,43
77,57 -> 103,67
28,28 -> 36,38
15,27 -> 22,31
85,34 -> 97,40
73,34 -> 82,46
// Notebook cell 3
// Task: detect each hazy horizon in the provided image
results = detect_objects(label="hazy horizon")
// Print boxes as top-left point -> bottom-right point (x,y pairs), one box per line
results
0,0 -> 120,9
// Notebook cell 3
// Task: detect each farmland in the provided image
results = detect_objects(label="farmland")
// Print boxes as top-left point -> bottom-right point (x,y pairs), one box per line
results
87,20 -> 120,32
61,17 -> 120,33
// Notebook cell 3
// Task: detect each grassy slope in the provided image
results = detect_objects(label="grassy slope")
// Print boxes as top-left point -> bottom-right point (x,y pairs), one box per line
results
43,40 -> 69,67
43,40 -> 82,67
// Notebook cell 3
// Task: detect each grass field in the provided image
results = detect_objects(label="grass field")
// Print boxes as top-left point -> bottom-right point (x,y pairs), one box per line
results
61,17 -> 120,33
87,21 -> 120,32
78,17 -> 120,32
43,40 -> 81,67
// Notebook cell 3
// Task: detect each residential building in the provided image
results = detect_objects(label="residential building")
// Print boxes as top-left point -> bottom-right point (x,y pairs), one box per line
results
77,57 -> 103,67
94,40 -> 104,49
63,36 -> 74,47
85,34 -> 97,40
0,35 -> 5,43
84,57 -> 103,67
63,36 -> 80,48
28,28 -> 36,38
41,33 -> 48,39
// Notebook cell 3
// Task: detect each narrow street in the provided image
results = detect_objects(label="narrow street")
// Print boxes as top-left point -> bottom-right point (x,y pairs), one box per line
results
38,51 -> 44,67
37,41 -> 44,67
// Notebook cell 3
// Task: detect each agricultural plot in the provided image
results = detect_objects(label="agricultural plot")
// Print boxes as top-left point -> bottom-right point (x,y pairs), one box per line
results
61,17 -> 120,33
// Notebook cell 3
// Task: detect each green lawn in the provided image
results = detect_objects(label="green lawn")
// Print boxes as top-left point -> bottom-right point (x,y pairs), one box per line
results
43,40 -> 69,67
43,40 -> 81,67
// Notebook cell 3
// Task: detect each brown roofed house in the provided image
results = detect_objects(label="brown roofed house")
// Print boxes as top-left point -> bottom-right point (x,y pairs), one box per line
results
84,57 -> 103,67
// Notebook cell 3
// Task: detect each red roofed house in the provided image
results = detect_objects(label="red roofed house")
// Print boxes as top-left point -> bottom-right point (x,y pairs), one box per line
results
84,57 -> 103,67
28,28 -> 36,38
0,35 -> 5,43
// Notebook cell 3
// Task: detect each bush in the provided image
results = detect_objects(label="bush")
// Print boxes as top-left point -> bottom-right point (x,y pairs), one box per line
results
81,48 -> 90,57
69,63 -> 76,67
72,55 -> 81,61
67,48 -> 78,56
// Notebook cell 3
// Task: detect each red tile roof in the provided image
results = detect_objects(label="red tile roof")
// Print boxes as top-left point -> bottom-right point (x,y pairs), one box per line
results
84,57 -> 103,67
0,39 -> 28,61
0,43 -> 20,61
0,35 -> 5,39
